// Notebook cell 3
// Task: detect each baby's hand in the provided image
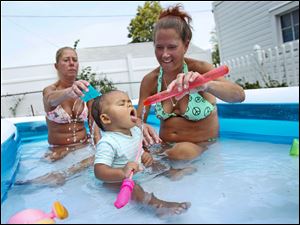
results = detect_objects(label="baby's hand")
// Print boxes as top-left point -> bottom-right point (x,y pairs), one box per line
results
141,151 -> 153,167
122,162 -> 140,178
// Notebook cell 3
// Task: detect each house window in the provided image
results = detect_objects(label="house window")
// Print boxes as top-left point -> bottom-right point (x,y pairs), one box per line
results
280,9 -> 299,43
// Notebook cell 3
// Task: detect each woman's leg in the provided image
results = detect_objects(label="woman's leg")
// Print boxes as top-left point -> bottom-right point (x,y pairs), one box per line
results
15,171 -> 67,186
145,142 -> 206,180
164,142 -> 210,160
45,138 -> 91,161
15,156 -> 94,186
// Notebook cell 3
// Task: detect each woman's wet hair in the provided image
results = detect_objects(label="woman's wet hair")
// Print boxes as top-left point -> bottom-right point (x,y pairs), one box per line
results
153,4 -> 193,44
55,47 -> 77,63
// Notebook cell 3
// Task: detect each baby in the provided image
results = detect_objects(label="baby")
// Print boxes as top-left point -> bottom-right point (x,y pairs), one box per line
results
91,90 -> 191,217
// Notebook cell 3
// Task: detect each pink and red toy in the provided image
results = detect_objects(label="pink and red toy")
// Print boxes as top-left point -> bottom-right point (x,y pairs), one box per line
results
143,65 -> 229,106
7,201 -> 68,224
114,142 -> 143,209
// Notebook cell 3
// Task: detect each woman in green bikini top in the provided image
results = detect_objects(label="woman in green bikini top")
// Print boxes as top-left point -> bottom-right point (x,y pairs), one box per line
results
137,5 -> 245,161
155,62 -> 215,121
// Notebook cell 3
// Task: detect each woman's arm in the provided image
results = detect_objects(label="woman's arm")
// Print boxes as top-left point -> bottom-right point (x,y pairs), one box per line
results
43,85 -> 70,111
170,58 -> 245,103
205,77 -> 245,103
43,80 -> 89,111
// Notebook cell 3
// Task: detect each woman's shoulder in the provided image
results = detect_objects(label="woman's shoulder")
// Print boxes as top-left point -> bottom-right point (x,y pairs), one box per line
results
185,57 -> 214,74
140,67 -> 160,95
43,82 -> 58,95
142,67 -> 160,83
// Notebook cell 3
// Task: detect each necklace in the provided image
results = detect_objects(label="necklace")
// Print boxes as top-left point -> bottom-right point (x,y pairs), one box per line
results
66,98 -> 84,145
163,76 -> 177,108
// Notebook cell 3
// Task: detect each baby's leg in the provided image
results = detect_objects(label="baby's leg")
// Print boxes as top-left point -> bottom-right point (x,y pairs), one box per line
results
163,142 -> 208,160
132,183 -> 191,217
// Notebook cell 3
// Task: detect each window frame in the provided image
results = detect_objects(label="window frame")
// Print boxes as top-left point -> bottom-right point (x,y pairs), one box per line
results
269,1 -> 299,45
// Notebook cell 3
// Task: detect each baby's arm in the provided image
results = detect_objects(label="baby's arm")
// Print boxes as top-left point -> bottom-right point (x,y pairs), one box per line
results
94,162 -> 139,183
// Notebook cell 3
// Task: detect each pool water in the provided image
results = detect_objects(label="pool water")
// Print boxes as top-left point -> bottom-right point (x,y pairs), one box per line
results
1,135 -> 299,224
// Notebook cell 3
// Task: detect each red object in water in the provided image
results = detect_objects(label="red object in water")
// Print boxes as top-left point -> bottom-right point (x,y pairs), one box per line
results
143,65 -> 229,106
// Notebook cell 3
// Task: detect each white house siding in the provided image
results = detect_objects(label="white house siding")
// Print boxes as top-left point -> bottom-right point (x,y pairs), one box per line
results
213,1 -> 299,86
213,1 -> 299,61
213,1 -> 292,61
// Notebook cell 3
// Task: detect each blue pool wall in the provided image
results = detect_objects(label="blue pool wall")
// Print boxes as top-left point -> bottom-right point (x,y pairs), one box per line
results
1,121 -> 21,203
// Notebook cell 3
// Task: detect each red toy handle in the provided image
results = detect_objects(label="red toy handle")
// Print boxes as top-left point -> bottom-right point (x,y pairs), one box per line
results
143,65 -> 229,106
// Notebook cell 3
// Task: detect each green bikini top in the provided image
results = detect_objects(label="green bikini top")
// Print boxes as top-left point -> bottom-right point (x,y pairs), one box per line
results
155,62 -> 215,121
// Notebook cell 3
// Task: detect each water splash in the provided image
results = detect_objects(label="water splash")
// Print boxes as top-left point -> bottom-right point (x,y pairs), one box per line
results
89,121 -> 97,150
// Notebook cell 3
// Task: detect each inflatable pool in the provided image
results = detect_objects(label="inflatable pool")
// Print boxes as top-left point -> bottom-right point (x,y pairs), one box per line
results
1,87 -> 299,223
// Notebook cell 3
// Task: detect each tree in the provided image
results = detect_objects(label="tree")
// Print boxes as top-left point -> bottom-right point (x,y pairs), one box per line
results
210,29 -> 220,67
76,66 -> 116,94
73,39 -> 80,50
127,1 -> 162,43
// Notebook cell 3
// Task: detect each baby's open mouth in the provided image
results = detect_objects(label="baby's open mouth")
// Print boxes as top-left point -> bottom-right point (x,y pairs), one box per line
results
130,109 -> 137,122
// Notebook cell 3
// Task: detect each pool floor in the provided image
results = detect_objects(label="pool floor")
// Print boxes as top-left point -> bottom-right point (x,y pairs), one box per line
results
1,137 -> 299,224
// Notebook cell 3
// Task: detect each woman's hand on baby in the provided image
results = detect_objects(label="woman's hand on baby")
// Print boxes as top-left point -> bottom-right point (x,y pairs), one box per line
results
68,80 -> 90,99
141,151 -> 153,167
166,71 -> 208,100
122,162 -> 141,178
142,123 -> 162,146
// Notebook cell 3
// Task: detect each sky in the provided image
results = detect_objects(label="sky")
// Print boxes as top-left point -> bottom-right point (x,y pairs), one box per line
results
1,1 -> 215,68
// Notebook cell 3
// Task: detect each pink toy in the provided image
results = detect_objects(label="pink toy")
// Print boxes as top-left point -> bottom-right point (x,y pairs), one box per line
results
143,65 -> 229,106
114,178 -> 135,208
8,201 -> 68,224
114,142 -> 144,209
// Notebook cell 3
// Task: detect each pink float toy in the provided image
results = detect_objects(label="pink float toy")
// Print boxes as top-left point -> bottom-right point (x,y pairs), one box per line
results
7,201 -> 68,224
143,65 -> 229,106
114,142 -> 143,209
